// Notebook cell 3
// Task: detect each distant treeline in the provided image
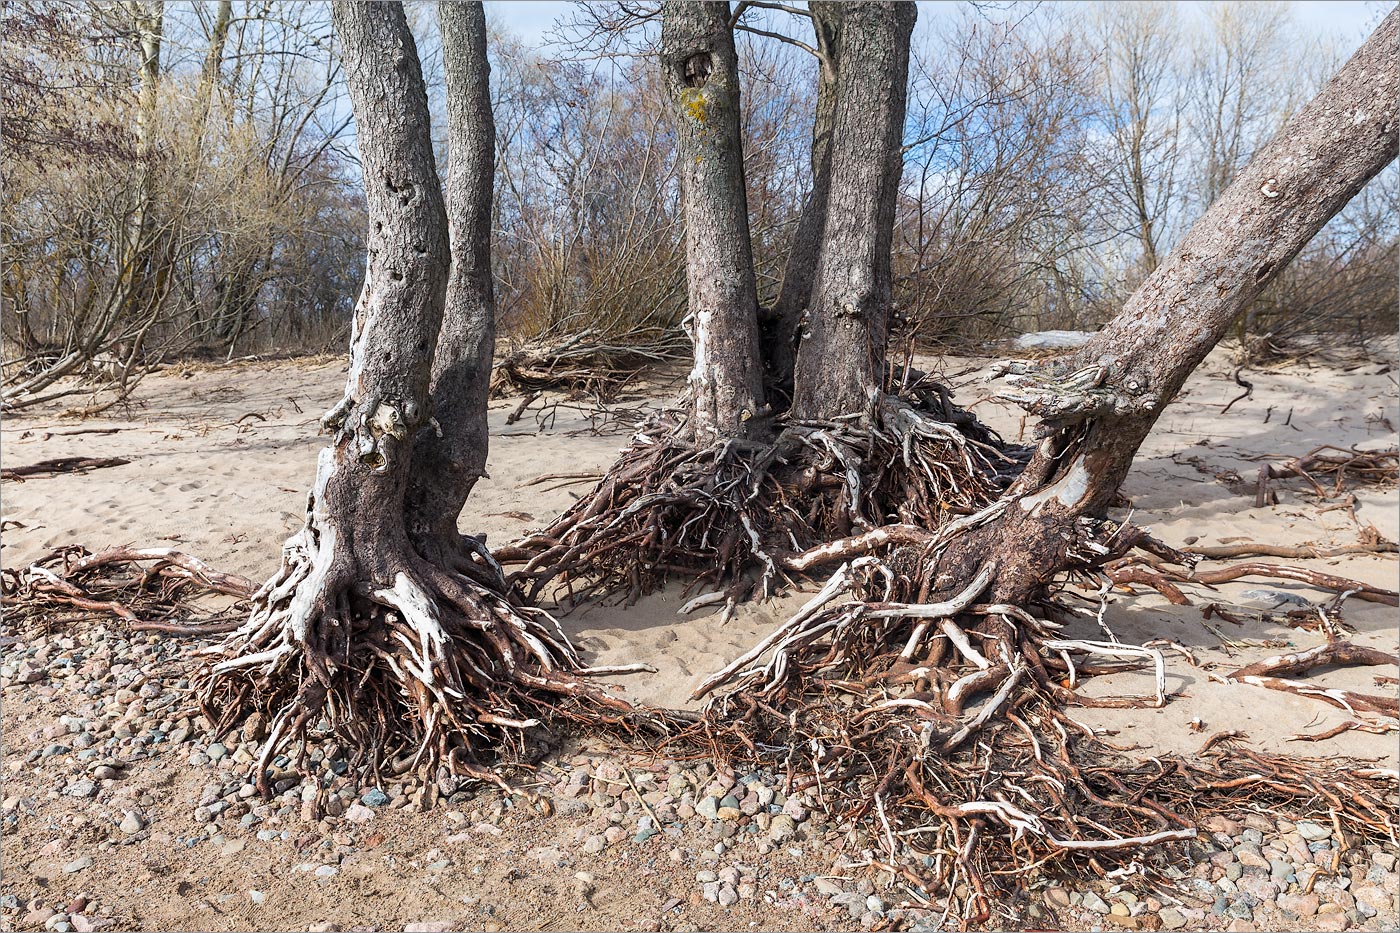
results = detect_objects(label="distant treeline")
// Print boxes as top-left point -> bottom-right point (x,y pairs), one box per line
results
3,0 -> 1394,410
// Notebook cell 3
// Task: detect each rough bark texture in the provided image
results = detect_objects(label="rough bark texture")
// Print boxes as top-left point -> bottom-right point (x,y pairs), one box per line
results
962,7 -> 1400,605
304,0 -> 448,602
661,0 -> 766,444
404,1 -> 496,562
791,1 -> 916,421
760,1 -> 842,408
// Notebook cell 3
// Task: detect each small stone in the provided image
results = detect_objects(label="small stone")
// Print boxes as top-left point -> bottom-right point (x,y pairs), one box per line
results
64,781 -> 97,799
361,788 -> 390,808
1110,903 -> 1130,917
344,804 -> 375,823
768,814 -> 796,841
865,895 -> 886,914
1297,821 -> 1330,841
63,855 -> 94,874
314,865 -> 338,878
718,885 -> 738,908
1044,888 -> 1071,909
206,743 -> 228,762
696,797 -> 719,821
716,807 -> 741,821
249,891 -> 266,905
1082,892 -> 1110,914
119,811 -> 145,834
815,878 -> 844,897
1279,892 -> 1319,918
1159,907 -> 1187,929
582,835 -> 605,854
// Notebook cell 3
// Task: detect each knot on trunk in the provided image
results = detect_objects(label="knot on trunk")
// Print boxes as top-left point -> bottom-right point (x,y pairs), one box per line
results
992,360 -> 1158,435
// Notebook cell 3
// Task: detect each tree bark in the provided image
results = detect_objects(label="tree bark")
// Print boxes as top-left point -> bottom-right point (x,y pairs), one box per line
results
791,1 -> 916,421
300,0 -> 448,605
760,1 -> 842,408
961,7 -> 1399,604
404,0 -> 497,562
661,0 -> 766,445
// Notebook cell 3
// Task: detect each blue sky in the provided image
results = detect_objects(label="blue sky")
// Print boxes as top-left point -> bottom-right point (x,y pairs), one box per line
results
484,0 -> 1386,54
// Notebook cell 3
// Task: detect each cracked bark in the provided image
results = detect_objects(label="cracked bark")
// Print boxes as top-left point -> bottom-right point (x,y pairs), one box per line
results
791,1 -> 917,421
661,0 -> 766,444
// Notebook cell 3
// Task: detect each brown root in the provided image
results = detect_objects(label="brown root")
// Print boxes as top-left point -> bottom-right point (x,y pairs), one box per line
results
1,545 -> 255,632
497,393 -> 1021,607
688,499 -> 1398,925
199,518 -> 663,793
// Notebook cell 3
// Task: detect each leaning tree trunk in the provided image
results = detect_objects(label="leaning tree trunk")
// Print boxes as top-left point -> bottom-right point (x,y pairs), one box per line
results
790,1 -> 916,421
661,0 -> 766,444
953,6 -> 1400,605
760,1 -> 842,408
403,0 -> 497,568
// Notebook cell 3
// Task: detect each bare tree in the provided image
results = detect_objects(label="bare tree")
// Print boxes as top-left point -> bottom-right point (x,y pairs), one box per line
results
760,1 -> 841,405
404,0 -> 497,563
1094,1 -> 1183,276
703,5 -> 1399,717
201,1 -> 628,782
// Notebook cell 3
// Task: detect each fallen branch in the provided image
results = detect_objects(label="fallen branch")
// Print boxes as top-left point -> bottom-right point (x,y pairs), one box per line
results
1,456 -> 131,481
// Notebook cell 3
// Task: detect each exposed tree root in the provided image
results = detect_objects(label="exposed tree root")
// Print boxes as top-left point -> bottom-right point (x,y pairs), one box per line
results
2,540 -> 665,793
496,392 -> 1022,607
687,502 -> 1398,926
2,545 -> 255,632
196,502 -> 669,792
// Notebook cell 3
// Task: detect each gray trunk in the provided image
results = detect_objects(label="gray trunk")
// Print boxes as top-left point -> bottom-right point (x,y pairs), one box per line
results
310,0 -> 449,581
977,7 -> 1399,603
662,0 -> 766,444
404,0 -> 497,559
791,1 -> 916,421
761,1 -> 842,407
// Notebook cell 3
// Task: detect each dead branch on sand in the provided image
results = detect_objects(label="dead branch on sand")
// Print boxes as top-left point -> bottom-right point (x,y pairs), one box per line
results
1,456 -> 131,481
1250,444 -> 1398,507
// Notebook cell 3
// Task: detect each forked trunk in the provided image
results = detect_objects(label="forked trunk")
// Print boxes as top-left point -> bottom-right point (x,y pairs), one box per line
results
404,1 -> 497,565
760,1 -> 842,407
791,1 -> 916,421
960,7 -> 1400,604
661,0 -> 766,444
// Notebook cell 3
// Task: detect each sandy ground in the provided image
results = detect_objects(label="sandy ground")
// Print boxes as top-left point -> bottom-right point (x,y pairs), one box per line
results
1,345 -> 1397,931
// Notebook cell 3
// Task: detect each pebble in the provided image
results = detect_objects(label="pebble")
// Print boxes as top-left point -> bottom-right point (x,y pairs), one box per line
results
120,811 -> 146,834
62,855 -> 93,874
361,788 -> 389,808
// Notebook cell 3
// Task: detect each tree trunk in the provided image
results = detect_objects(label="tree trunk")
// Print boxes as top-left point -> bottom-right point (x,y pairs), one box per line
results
291,0 -> 448,603
661,0 -> 766,444
205,0 -> 631,784
790,1 -> 916,421
957,6 -> 1399,605
404,0 -> 497,564
759,1 -> 842,408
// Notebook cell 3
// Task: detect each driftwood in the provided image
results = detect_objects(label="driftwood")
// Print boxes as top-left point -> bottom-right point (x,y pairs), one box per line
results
1,456 -> 131,481
490,329 -> 688,402
1253,444 -> 1398,507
